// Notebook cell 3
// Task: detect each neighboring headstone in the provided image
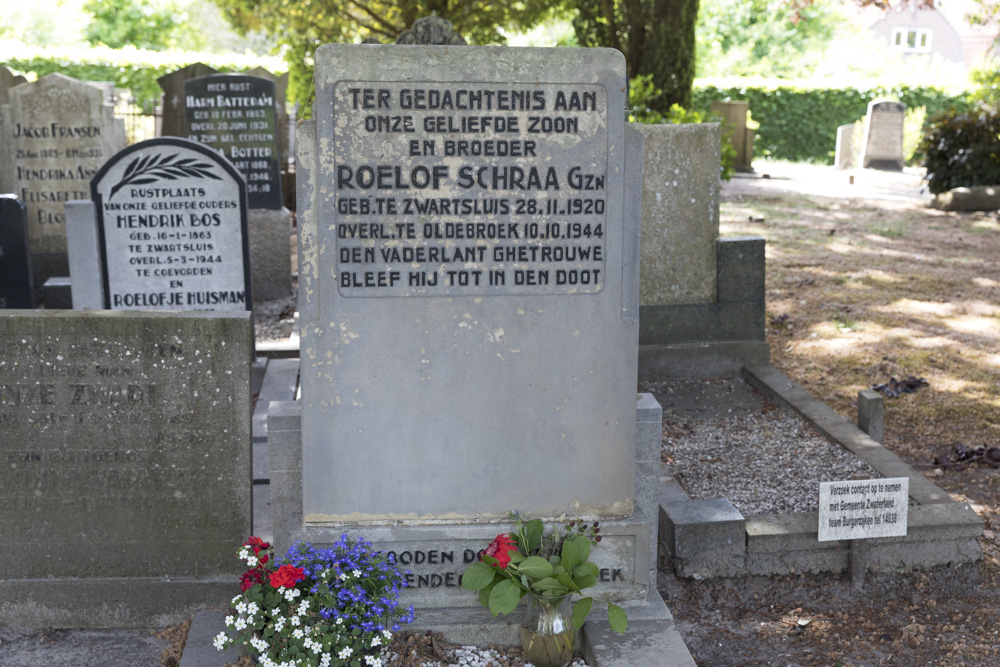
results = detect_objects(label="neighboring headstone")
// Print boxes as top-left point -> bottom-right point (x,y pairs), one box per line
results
157,62 -> 218,138
639,124 -> 721,306
246,67 -> 291,169
184,74 -> 283,210
1,73 -> 126,292
835,123 -> 855,170
396,13 -> 467,44
860,100 -> 906,170
710,100 -> 752,171
0,195 -> 33,308
90,137 -> 252,310
0,310 -> 252,628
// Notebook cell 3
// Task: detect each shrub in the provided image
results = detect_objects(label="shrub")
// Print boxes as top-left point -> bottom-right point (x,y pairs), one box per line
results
919,105 -> 1000,194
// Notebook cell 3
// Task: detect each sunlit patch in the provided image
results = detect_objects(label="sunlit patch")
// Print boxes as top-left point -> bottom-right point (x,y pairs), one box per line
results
863,269 -> 903,284
880,299 -> 953,316
973,277 -> 999,288
944,315 -> 1000,338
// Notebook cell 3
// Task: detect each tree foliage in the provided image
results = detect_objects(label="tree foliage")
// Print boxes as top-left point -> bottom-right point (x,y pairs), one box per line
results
210,0 -> 567,110
84,0 -> 185,51
571,0 -> 699,112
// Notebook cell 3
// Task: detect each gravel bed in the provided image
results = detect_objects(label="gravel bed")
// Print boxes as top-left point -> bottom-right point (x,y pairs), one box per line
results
254,287 -> 298,343
643,378 -> 881,515
381,631 -> 588,667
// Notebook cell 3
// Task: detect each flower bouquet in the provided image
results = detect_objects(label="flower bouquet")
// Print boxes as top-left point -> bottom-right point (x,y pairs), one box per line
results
215,535 -> 414,667
461,514 -> 627,666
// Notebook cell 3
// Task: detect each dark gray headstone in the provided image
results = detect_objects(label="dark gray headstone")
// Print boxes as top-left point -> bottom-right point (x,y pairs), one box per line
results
184,74 -> 282,209
91,137 -> 252,310
0,310 -> 252,627
0,195 -> 33,308
246,67 -> 291,168
157,62 -> 219,138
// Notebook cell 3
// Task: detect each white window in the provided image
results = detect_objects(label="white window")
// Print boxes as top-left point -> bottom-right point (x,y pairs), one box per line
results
891,27 -> 933,53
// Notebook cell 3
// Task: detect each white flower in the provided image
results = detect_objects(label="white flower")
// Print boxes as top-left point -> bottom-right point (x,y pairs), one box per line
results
212,632 -> 229,650
284,589 -> 296,602
319,655 -> 332,667
234,617 -> 248,631
274,618 -> 286,632
364,656 -> 382,667
352,569 -> 362,577
251,636 -> 268,652
383,629 -> 392,640
338,646 -> 353,659
291,615 -> 301,626
224,615 -> 235,627
336,617 -> 344,625
247,602 -> 260,615
238,548 -> 249,560
339,573 -> 348,581
235,601 -> 247,614
246,555 -> 258,567
292,628 -> 304,639
297,600 -> 310,615
370,635 -> 382,647
231,595 -> 242,605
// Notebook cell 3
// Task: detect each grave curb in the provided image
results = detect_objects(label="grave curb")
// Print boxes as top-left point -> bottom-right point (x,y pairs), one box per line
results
659,364 -> 983,579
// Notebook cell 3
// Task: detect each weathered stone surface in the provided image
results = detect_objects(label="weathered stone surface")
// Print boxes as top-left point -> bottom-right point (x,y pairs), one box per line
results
930,185 -> 1000,212
396,14 -> 467,44
248,207 -> 292,302
0,310 -> 252,582
300,45 -> 637,522
157,63 -> 218,138
2,73 -> 126,290
638,123 -> 720,306
860,100 -> 905,171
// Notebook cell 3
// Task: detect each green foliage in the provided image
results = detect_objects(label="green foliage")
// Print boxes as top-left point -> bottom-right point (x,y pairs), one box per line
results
919,105 -> 1000,194
693,80 -> 970,164
696,0 -> 839,78
629,75 -> 736,180
84,0 -> 184,51
572,0 -> 698,112
209,0 -> 567,113
969,58 -> 1000,107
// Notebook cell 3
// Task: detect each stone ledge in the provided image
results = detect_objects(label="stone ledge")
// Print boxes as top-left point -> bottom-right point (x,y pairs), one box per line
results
930,185 -> 1000,212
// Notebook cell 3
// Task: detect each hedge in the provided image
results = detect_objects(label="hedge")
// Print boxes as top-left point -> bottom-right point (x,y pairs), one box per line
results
693,78 -> 972,164
1,44 -> 285,113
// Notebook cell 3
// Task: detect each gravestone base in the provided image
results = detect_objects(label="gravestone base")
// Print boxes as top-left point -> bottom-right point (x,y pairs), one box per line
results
31,254 -> 69,303
0,577 -> 235,630
864,158 -> 904,172
248,207 -> 293,303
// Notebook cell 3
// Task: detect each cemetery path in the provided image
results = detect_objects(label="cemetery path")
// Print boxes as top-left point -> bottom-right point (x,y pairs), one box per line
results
657,160 -> 1000,666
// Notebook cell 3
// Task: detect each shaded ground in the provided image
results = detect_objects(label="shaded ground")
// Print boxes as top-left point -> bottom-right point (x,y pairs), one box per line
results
656,162 -> 1000,666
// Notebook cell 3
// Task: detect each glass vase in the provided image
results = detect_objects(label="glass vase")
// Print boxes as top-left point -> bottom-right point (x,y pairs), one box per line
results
519,593 -> 576,667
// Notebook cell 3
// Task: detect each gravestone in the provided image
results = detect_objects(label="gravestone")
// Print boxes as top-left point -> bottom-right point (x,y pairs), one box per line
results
246,67 -> 291,169
184,74 -> 283,210
710,100 -> 752,171
157,62 -> 218,138
835,123 -> 855,170
0,195 -> 33,308
860,100 -> 905,171
396,13 -> 467,44
273,44 -> 654,617
1,73 -> 126,293
0,310 -> 252,628
0,66 -> 27,104
88,137 -> 252,310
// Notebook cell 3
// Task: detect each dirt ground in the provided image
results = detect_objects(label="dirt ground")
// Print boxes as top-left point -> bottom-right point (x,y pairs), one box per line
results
657,166 -> 1000,666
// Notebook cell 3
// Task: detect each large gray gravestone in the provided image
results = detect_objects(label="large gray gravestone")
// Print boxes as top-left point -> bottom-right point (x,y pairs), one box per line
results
0,66 -> 27,105
157,62 -> 219,138
90,137 -> 252,310
0,195 -> 33,308
273,44 -> 652,614
246,67 -> 291,168
305,44 -> 635,521
0,310 -> 252,628
184,74 -> 282,210
860,100 -> 906,171
1,73 -> 126,292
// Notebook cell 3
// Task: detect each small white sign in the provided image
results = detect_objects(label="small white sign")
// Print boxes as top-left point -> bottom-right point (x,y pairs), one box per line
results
818,477 -> 909,542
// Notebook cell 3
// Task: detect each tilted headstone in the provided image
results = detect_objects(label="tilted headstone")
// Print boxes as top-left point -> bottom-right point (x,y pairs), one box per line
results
90,137 -> 252,310
0,65 -> 27,105
184,74 -> 283,210
277,44 -> 649,609
0,195 -> 33,308
860,100 -> 906,171
2,73 -> 126,292
0,310 -> 252,628
157,62 -> 218,138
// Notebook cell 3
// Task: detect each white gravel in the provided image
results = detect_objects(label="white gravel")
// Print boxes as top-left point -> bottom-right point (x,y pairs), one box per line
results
254,287 -> 298,343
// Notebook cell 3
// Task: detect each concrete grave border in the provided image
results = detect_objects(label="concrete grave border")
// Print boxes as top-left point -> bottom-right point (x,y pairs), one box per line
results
660,364 -> 983,579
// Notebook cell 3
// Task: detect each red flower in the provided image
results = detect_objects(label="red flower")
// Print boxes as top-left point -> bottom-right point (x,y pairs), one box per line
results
483,533 -> 518,570
240,568 -> 266,592
270,564 -> 306,589
244,536 -> 271,556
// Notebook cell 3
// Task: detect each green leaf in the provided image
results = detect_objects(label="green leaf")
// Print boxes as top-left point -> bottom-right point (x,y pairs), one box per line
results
524,519 -> 543,553
518,556 -> 553,580
560,537 -> 579,573
573,573 -> 597,590
608,602 -> 628,634
461,562 -> 497,591
556,573 -> 580,593
488,579 -> 523,617
508,551 -> 524,564
573,562 -> 599,579
552,564 -> 566,576
571,596 -> 594,630
530,577 -> 563,592
571,534 -> 591,563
